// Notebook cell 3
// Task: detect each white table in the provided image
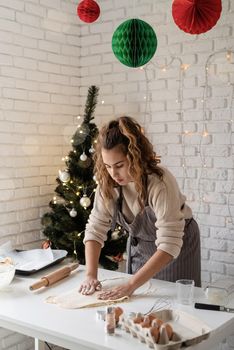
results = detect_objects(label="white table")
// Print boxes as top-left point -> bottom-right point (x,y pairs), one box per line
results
0,264 -> 233,350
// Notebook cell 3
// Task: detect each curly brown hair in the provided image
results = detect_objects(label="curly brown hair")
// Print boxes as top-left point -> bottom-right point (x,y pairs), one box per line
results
94,116 -> 163,210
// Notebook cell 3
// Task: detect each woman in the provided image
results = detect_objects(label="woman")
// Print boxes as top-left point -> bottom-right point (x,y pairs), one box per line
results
79,116 -> 201,300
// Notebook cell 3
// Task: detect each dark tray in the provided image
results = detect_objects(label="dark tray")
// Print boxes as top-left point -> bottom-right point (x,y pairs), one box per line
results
15,250 -> 68,276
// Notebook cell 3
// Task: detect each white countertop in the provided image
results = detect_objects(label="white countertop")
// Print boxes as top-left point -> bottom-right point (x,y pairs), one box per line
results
0,264 -> 233,350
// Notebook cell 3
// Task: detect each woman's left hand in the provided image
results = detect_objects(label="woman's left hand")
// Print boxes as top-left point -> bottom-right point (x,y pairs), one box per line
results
97,283 -> 134,300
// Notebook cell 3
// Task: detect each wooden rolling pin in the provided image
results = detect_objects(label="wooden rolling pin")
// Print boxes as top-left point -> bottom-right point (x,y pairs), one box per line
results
29,262 -> 79,291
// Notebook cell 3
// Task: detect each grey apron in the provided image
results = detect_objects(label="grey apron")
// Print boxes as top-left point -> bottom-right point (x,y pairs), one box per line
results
112,186 -> 201,287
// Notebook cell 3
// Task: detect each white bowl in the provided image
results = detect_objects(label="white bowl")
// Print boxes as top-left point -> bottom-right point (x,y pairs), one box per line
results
0,264 -> 15,290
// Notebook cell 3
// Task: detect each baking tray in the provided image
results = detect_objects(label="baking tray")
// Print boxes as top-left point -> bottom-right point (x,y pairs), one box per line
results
15,249 -> 68,276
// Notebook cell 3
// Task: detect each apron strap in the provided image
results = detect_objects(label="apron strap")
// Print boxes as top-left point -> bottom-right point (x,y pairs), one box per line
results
110,187 -> 123,231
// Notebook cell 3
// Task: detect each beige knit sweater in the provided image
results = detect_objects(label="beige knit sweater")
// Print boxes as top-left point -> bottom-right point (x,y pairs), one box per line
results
84,167 -> 193,258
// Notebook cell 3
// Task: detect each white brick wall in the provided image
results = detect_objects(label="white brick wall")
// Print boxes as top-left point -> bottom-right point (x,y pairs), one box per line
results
0,0 -> 80,348
0,0 -> 234,349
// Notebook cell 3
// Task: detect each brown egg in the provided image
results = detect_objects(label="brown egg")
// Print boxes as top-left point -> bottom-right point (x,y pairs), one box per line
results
114,307 -> 124,323
150,326 -> 160,343
133,315 -> 144,324
151,318 -> 163,328
164,323 -> 173,340
140,315 -> 151,328
148,314 -> 156,324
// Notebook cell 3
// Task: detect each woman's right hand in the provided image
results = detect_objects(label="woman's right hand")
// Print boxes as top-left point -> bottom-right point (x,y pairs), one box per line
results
79,276 -> 102,295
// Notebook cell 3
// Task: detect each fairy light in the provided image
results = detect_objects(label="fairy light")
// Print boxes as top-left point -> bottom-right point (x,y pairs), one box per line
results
142,48 -> 234,233
196,49 -> 234,230
227,81 -> 234,226
226,51 -> 232,62
202,130 -> 209,137
144,56 -> 189,188
181,63 -> 190,71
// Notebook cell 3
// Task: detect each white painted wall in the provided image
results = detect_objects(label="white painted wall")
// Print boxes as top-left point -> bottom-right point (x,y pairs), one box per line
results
0,0 -> 234,349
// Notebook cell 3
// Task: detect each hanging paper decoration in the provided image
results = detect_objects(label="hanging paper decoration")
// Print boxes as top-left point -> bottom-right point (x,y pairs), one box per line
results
77,0 -> 100,24
172,0 -> 222,35
112,18 -> 157,68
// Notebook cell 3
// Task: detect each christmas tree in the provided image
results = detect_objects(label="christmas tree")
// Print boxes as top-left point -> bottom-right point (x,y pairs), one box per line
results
41,86 -> 128,270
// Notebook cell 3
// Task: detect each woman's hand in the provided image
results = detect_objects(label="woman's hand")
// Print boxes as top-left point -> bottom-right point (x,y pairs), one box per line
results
79,276 -> 102,295
97,282 -> 135,300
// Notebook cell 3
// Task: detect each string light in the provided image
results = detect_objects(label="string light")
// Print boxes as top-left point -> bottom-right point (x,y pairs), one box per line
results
140,48 -> 234,233
197,49 -> 234,229
202,131 -> 209,137
181,63 -> 190,71
144,56 -> 189,183
226,51 -> 232,62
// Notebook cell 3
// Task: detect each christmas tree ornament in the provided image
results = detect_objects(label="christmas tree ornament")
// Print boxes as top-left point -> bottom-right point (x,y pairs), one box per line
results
58,169 -> 70,183
80,152 -> 88,161
111,229 -> 121,240
112,18 -> 157,68
70,208 -> 77,217
172,0 -> 222,35
80,194 -> 91,209
112,253 -> 124,263
89,146 -> 95,153
77,0 -> 100,24
41,239 -> 51,249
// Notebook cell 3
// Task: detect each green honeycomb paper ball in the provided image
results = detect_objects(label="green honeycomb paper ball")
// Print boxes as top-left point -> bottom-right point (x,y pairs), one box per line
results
112,18 -> 157,68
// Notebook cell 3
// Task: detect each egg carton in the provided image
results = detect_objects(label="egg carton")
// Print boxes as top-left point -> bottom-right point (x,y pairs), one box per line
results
119,309 -> 210,350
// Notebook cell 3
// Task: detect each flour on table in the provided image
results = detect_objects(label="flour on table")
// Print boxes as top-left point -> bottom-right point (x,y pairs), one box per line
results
46,277 -> 155,309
